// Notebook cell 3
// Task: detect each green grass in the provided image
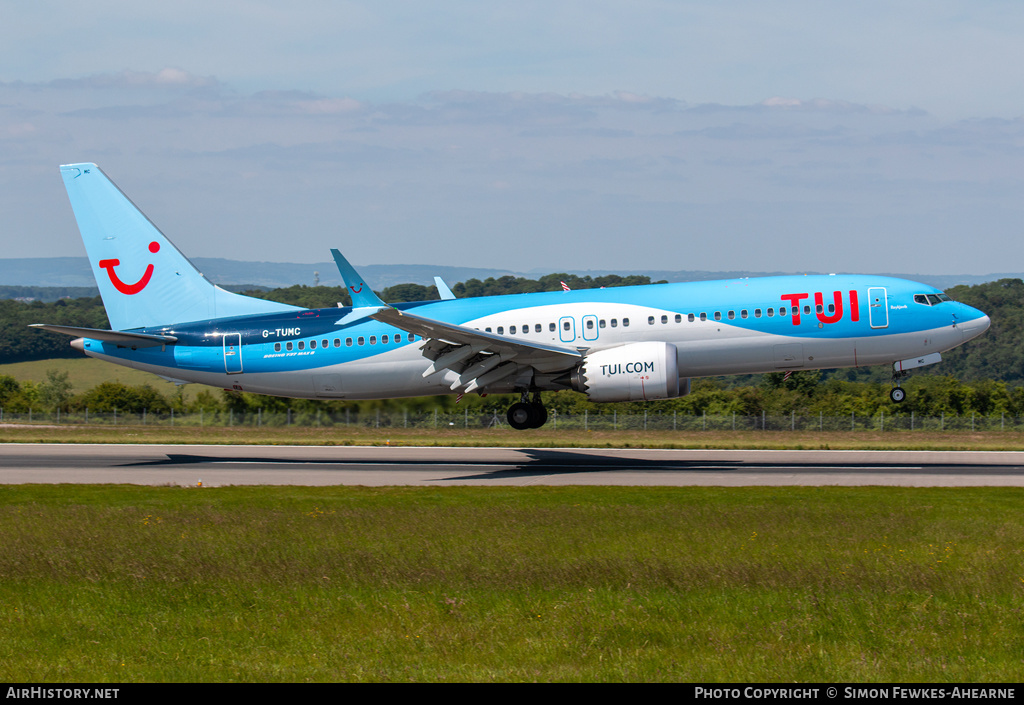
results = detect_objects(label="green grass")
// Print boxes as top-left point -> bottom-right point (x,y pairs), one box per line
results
1,357 -> 201,402
5,421 -> 1024,450
0,485 -> 1021,682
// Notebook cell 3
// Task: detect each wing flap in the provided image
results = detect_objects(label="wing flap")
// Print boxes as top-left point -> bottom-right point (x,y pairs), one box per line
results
371,307 -> 582,373
330,246 -> 583,388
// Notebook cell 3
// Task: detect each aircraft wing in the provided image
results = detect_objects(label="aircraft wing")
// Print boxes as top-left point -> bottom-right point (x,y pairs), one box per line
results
372,306 -> 582,367
330,248 -> 582,392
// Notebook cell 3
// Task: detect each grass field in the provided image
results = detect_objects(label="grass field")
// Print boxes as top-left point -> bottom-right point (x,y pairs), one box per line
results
1,357 -> 177,392
4,360 -> 1023,682
0,484 -> 1021,682
5,421 -> 1024,451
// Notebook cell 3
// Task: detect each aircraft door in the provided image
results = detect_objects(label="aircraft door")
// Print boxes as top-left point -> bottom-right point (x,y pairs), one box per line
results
582,314 -> 599,341
223,333 -> 243,374
559,316 -> 576,343
868,287 -> 889,329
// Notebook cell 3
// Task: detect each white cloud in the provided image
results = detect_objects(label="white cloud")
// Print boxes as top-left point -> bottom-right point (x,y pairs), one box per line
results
1,70 -> 1022,276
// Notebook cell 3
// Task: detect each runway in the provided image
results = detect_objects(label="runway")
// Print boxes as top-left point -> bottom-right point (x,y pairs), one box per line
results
3,444 -> 1024,487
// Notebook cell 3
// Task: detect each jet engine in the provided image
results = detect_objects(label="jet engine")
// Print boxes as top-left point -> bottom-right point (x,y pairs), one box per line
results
569,341 -> 688,402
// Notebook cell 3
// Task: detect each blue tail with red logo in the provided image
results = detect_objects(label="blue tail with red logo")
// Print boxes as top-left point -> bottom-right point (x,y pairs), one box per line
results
59,163 -> 300,331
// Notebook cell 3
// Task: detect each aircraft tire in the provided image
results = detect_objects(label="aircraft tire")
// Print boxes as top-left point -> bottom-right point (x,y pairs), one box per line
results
529,403 -> 548,428
507,402 -> 535,430
890,387 -> 906,403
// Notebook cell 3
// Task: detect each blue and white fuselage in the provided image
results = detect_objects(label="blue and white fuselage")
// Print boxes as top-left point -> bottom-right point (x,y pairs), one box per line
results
36,164 -> 990,429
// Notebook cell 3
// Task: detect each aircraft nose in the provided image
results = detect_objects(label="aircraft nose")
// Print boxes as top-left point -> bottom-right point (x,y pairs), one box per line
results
960,311 -> 990,341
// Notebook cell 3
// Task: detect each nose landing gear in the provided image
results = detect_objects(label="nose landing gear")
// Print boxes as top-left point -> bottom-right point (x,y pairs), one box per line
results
890,369 -> 908,403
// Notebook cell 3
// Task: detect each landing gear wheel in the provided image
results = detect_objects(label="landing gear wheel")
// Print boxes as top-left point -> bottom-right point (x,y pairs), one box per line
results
507,402 -> 535,430
890,387 -> 906,403
507,401 -> 548,430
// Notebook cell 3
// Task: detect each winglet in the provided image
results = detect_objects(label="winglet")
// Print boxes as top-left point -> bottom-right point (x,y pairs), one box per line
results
434,276 -> 456,300
330,249 -> 387,308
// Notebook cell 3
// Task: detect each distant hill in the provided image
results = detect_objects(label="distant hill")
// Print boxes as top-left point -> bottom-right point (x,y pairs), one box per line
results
0,257 -> 1019,298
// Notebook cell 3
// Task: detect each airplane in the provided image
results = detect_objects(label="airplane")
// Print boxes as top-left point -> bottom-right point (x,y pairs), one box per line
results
33,163 -> 991,430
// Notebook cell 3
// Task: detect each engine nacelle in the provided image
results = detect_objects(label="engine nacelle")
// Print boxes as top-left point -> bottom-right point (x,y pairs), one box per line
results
570,341 -> 687,402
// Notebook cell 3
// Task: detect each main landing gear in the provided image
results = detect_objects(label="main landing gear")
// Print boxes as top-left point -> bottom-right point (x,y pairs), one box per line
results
507,392 -> 548,430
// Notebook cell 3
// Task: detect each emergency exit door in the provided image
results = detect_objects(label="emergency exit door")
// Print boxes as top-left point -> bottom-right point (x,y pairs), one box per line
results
868,288 -> 888,329
223,333 -> 243,374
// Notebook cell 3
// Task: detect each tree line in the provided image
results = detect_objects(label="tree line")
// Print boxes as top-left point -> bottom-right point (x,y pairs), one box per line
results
0,272 -> 662,364
1,275 -> 1022,415
2,368 -> 1022,421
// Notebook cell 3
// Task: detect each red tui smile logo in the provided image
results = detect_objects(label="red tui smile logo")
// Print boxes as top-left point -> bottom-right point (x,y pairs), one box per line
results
98,241 -> 160,295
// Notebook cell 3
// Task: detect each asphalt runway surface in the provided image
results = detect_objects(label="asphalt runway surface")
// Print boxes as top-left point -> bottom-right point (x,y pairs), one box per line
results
3,444 -> 1024,487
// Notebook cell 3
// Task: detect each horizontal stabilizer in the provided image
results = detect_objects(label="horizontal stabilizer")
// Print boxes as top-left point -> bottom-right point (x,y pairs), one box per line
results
29,324 -> 177,347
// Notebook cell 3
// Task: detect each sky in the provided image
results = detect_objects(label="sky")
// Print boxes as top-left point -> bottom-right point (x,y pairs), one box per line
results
1,1 -> 1023,276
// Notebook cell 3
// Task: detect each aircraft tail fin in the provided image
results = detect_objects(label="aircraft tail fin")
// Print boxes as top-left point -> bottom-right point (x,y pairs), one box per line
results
59,163 -> 301,330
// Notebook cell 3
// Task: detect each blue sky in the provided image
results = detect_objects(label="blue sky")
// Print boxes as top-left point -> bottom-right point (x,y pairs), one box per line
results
2,1 -> 1023,276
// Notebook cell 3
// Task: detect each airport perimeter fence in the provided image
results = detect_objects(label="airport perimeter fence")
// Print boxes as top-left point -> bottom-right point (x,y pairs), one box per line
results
3,407 -> 1024,432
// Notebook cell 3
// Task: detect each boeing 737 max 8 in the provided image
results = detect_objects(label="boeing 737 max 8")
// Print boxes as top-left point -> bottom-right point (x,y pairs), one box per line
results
33,163 -> 991,429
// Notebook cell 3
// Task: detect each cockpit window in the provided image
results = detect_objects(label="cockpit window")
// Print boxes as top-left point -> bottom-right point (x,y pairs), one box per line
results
915,293 -> 953,306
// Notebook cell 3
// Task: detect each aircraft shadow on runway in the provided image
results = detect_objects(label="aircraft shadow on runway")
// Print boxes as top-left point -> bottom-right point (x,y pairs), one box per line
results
112,449 -> 1024,482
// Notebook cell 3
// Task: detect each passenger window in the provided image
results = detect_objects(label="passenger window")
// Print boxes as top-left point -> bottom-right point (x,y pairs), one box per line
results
310,340 -> 317,349
323,339 -> 329,348
741,310 -> 748,319
699,313 -> 707,321
549,322 -> 556,332
661,315 -> 668,324
298,341 -> 305,350
408,333 -> 415,342
688,314 -> 695,322
804,305 -> 811,314
586,319 -> 594,329
828,304 -> 835,314
563,322 -> 570,331
535,324 -> 542,333
382,334 -> 389,344
714,311 -> 722,321
510,326 -> 517,334
754,309 -> 762,318
623,318 -> 630,327
369,336 -> 376,345
728,311 -> 735,320
346,338 -> 353,347
611,319 -> 618,328
286,342 -> 293,351
497,327 -> 504,335
779,308 -> 787,317
357,337 -> 365,346
274,343 -> 281,352
675,314 -> 682,323
599,319 -> 606,328
767,308 -> 774,317
648,316 -> 655,325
